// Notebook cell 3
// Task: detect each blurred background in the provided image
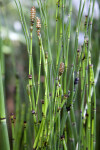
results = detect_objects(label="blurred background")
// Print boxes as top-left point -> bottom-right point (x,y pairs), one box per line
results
0,0 -> 100,149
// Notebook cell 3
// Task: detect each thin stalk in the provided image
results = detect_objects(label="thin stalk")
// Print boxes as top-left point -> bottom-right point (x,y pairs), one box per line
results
0,64 -> 10,150
36,36 -> 42,121
10,113 -> 15,150
63,138 -> 67,150
28,30 -> 33,111
67,112 -> 75,150
24,121 -> 27,150
93,79 -> 96,150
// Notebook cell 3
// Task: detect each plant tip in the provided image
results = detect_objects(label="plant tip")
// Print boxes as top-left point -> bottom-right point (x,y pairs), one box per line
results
30,6 -> 36,26
59,62 -> 64,76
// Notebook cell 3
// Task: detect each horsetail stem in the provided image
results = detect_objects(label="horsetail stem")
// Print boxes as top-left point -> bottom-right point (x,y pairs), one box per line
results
36,17 -> 42,112
24,121 -> 27,150
10,113 -> 15,149
0,64 -> 10,150
28,6 -> 36,111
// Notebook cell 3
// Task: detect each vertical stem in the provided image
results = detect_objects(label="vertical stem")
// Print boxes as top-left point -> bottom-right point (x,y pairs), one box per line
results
0,65 -> 10,150
28,30 -> 33,111
24,121 -> 27,150
10,113 -> 15,150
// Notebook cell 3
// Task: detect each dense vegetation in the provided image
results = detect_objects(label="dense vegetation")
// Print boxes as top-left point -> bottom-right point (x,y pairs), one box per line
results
0,0 -> 100,150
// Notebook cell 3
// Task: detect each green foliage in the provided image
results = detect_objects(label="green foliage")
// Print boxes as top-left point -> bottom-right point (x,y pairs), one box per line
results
0,0 -> 99,149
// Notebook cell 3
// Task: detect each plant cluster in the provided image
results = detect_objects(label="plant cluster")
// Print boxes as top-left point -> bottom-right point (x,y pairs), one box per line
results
0,0 -> 97,150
